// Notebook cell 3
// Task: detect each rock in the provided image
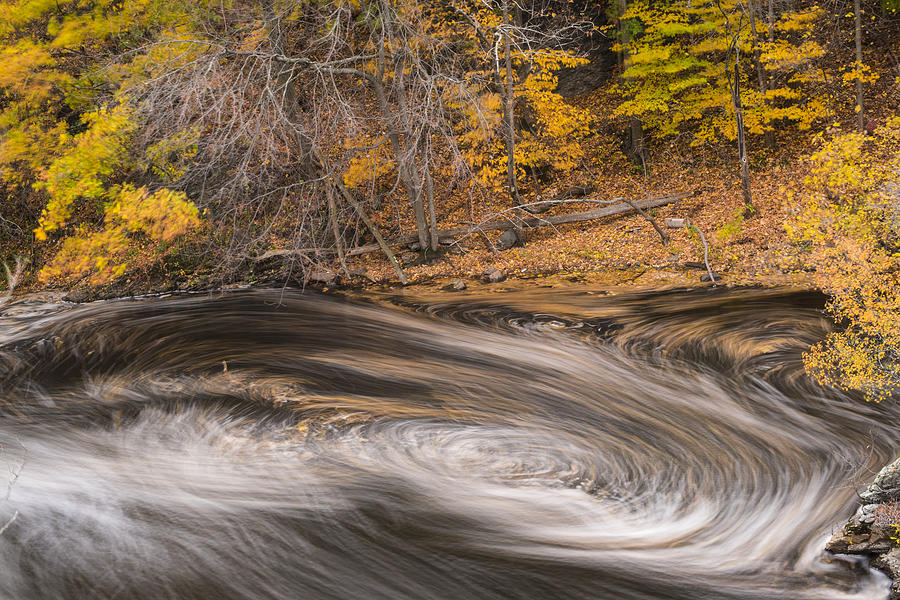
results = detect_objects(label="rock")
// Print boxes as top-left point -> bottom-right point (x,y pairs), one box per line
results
873,549 -> 900,599
496,229 -> 519,251
307,269 -> 336,285
827,456 -> 900,597
442,279 -> 467,292
400,252 -> 418,264
665,217 -> 689,229
857,502 -> 881,526
874,548 -> 900,578
826,524 -> 895,555
483,266 -> 506,283
349,267 -> 375,282
860,458 -> 900,504
408,242 -> 422,251
700,272 -> 719,282
825,552 -> 870,572
849,530 -> 895,554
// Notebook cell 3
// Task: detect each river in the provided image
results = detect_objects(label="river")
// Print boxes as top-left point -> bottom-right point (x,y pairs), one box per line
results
0,286 -> 896,599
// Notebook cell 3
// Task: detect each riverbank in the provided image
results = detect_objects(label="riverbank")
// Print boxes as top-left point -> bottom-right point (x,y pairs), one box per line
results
827,457 -> 900,599
21,159 -> 817,303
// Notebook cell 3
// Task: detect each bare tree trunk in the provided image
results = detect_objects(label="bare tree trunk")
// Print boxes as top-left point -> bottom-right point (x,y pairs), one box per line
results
373,68 -> 427,249
327,187 -> 350,279
336,192 -> 689,256
368,3 -> 429,250
732,57 -> 754,213
501,0 -> 524,209
496,0 -> 526,244
423,139 -> 439,252
311,148 -> 407,284
855,0 -> 865,132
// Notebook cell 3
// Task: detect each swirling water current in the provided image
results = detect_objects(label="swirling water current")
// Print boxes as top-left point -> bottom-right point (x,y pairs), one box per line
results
0,286 -> 897,599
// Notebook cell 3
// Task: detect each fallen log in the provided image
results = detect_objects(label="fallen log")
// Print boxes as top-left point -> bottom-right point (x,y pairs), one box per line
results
251,192 -> 689,261
344,191 -> 689,257
523,184 -> 596,214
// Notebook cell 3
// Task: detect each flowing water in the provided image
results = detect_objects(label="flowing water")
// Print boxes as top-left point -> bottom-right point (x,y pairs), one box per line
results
0,286 -> 897,599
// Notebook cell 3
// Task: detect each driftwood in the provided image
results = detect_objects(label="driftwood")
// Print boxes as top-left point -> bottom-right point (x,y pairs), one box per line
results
254,192 -> 689,262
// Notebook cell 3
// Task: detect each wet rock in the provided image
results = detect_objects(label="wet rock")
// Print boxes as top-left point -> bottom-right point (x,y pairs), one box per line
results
497,229 -> 519,251
825,552 -> 870,572
827,456 -> 900,595
873,549 -> 900,599
442,279 -> 467,292
483,266 -> 506,283
826,530 -> 894,555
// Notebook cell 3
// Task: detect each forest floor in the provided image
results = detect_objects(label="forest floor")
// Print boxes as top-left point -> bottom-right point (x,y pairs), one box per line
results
342,136 -> 819,297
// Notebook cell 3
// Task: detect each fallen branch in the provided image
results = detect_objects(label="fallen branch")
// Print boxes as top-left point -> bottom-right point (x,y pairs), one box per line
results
689,224 -> 717,285
346,191 -> 688,256
251,192 -> 689,263
523,184 -> 595,214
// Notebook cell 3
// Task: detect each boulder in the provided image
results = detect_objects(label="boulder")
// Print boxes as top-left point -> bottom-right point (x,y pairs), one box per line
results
483,266 -> 506,283
307,269 -> 336,285
497,229 -> 520,251
873,549 -> 900,599
861,458 -> 900,505
441,279 -> 467,292
826,456 -> 900,595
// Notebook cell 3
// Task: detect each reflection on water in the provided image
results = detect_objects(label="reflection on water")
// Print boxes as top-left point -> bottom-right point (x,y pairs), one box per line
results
0,287 -> 896,599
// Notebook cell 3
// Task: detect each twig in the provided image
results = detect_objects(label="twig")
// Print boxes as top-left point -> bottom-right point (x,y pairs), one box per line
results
620,198 -> 669,245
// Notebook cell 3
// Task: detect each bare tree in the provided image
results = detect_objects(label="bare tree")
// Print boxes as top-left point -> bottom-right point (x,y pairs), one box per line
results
719,0 -> 755,214
122,0 -> 589,279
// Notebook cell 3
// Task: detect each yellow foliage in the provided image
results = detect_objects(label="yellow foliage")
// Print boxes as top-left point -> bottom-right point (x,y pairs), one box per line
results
616,0 -> 827,144
449,47 -> 592,189
343,137 -> 396,189
33,105 -> 137,240
40,186 -> 201,285
787,118 -> 900,400
143,128 -> 200,183
841,61 -> 880,85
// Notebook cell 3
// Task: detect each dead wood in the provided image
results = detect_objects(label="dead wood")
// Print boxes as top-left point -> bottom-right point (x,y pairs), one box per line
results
254,192 -> 688,263
523,184 -> 596,214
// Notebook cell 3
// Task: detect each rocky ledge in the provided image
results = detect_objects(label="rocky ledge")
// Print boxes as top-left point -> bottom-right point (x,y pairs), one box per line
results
827,457 -> 900,598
